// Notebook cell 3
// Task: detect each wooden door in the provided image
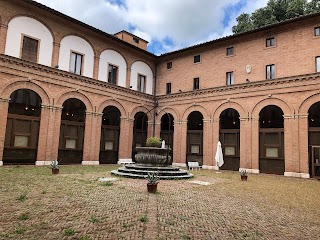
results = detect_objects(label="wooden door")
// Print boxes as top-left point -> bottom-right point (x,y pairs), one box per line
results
186,130 -> 203,165
99,126 -> 120,164
219,129 -> 240,171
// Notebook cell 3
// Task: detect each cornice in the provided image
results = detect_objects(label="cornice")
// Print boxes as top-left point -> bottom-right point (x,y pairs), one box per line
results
157,73 -> 320,100
0,54 -> 154,101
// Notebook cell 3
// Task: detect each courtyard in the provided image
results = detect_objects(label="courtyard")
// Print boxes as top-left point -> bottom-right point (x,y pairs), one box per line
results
0,165 -> 319,240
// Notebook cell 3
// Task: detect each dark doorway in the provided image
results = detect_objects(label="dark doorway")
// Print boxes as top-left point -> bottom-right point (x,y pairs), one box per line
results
132,112 -> 148,160
160,113 -> 174,160
308,101 -> 320,178
259,105 -> 284,175
99,106 -> 121,164
58,98 -> 86,164
3,89 -> 41,165
187,111 -> 203,165
219,108 -> 240,171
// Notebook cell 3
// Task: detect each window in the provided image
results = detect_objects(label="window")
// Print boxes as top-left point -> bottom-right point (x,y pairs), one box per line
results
266,37 -> 275,47
137,74 -> 146,93
266,64 -> 275,80
133,37 -> 139,44
166,83 -> 171,94
70,52 -> 83,75
315,27 -> 320,36
167,62 -> 172,69
194,55 -> 201,63
316,57 -> 320,72
107,64 -> 118,84
226,72 -> 234,85
193,78 -> 199,90
21,36 -> 39,63
226,47 -> 234,56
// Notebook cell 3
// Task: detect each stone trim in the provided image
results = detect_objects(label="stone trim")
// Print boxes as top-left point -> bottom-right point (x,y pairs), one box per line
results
82,161 -> 100,165
283,115 -> 295,119
35,161 -> 51,166
202,165 -> 217,170
239,117 -> 250,121
172,162 -> 187,168
203,119 -> 213,123
239,168 -> 260,174
0,97 -> 10,103
296,114 -> 308,119
284,172 -> 310,178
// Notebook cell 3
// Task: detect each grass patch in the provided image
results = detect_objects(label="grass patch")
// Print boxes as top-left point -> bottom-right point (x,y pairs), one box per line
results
16,193 -> 28,202
182,234 -> 191,240
139,215 -> 148,223
101,181 -> 113,186
79,236 -> 91,240
122,223 -> 133,228
15,227 -> 26,234
19,214 -> 29,220
64,228 -> 76,236
89,216 -> 99,223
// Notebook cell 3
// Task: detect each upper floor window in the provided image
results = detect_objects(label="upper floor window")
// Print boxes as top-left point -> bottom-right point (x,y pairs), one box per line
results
107,64 -> 118,84
316,57 -> 320,72
226,47 -> 234,56
137,74 -> 146,93
266,64 -> 275,80
193,78 -> 200,90
21,36 -> 39,63
226,72 -> 234,85
166,82 -> 171,94
194,55 -> 201,63
133,37 -> 139,44
70,51 -> 83,75
167,62 -> 173,69
266,37 -> 275,47
315,27 -> 320,36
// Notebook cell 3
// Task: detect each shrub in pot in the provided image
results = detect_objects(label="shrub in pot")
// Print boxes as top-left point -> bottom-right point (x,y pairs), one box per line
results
146,137 -> 162,148
240,169 -> 248,181
146,171 -> 160,193
49,160 -> 59,174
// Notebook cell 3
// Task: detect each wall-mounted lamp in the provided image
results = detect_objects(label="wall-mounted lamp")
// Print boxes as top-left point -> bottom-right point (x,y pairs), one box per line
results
246,79 -> 250,82
54,65 -> 59,69
179,89 -> 182,93
130,86 -> 133,89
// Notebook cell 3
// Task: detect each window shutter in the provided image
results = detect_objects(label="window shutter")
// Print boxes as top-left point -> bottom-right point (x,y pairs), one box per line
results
21,36 -> 38,63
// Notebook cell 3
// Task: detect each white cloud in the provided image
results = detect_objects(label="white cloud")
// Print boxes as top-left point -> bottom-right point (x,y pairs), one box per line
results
33,0 -> 269,54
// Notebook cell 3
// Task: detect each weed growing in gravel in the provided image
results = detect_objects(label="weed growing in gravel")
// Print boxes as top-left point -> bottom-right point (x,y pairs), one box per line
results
64,229 -> 76,236
89,216 -> 99,223
19,214 -> 29,220
101,181 -> 113,186
79,236 -> 91,240
182,234 -> 191,240
122,223 -> 133,228
15,227 -> 25,234
139,215 -> 148,223
41,190 -> 47,194
17,193 -> 28,202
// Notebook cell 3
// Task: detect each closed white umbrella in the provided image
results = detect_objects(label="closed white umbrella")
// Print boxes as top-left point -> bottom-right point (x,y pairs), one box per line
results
215,141 -> 224,170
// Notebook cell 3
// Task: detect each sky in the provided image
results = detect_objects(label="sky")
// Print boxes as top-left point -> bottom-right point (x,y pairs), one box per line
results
33,0 -> 269,55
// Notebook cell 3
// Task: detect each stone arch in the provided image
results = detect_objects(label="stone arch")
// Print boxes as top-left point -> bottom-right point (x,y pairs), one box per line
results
59,33 -> 97,57
56,91 -> 93,112
251,97 -> 292,117
157,107 -> 179,122
298,93 -> 320,115
129,105 -> 153,120
97,99 -> 126,117
182,104 -> 209,120
213,101 -> 246,121
130,61 -> 154,94
5,15 -> 54,66
1,80 -> 50,105
99,48 -> 128,68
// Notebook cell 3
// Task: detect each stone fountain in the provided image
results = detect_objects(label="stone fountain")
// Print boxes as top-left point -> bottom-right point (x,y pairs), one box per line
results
111,146 -> 193,179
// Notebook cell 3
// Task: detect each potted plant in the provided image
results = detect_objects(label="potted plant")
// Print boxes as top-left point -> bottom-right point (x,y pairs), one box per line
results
146,171 -> 160,193
240,169 -> 248,181
49,160 -> 59,174
146,137 -> 162,148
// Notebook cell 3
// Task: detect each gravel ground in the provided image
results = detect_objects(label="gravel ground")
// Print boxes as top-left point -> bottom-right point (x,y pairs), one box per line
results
0,165 -> 319,240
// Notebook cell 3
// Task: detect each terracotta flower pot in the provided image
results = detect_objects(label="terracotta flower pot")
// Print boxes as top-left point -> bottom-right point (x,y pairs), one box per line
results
52,168 -> 59,174
241,175 -> 247,181
147,183 -> 158,193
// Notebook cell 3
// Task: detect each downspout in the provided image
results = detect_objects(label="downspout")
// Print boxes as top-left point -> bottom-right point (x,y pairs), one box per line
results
153,63 -> 158,137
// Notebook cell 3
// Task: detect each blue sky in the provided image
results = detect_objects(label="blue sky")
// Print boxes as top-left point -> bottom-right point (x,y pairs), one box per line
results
34,0 -> 269,55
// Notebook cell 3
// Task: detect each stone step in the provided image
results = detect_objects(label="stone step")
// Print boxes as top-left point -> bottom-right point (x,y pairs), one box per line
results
111,170 -> 193,179
117,167 -> 189,176
125,164 -> 181,171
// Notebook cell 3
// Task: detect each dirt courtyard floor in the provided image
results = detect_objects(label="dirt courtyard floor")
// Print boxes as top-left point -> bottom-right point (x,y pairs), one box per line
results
0,165 -> 319,240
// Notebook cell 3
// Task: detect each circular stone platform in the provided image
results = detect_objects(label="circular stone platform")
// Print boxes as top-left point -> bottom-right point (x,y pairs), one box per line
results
111,164 -> 193,179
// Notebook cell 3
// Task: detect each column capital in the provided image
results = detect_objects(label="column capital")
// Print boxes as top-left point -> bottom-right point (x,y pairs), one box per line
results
0,97 -> 10,103
203,119 -> 213,123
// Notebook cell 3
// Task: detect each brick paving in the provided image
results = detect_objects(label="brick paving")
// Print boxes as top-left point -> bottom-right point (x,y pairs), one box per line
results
0,166 -> 319,240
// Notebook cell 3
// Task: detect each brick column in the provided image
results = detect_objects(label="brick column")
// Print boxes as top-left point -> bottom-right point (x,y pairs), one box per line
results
82,111 -> 98,165
0,24 -> 8,54
126,67 -> 132,88
35,105 -> 51,165
51,42 -> 60,68
147,120 -> 153,138
0,97 -> 9,166
173,120 -> 187,168
154,120 -> 161,138
298,114 -> 310,178
91,112 -> 103,162
50,106 -> 62,161
202,119 -> 214,168
93,56 -> 100,80
239,117 -> 251,170
120,117 -> 134,161
212,118 -> 219,170
251,116 -> 260,173
283,116 -> 294,175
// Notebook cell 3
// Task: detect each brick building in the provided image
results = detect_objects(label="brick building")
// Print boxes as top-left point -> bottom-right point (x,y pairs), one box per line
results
0,0 -> 319,178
